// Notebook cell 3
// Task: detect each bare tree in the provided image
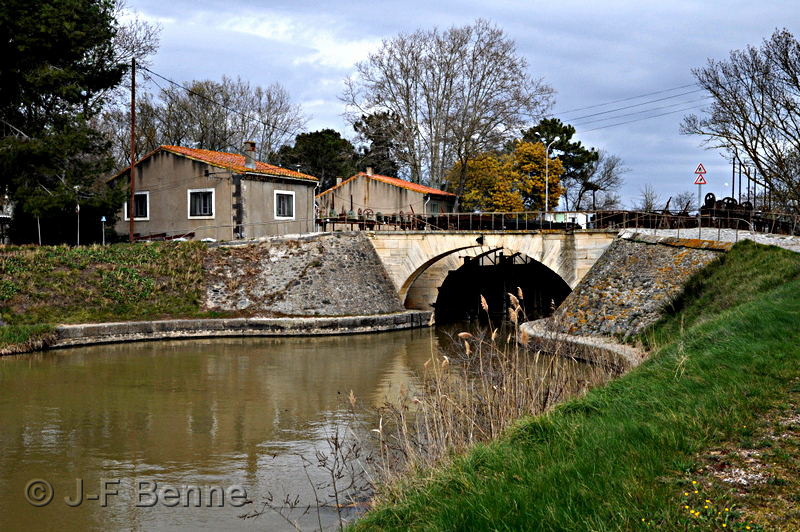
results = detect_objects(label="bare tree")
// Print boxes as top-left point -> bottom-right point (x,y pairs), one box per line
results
112,1 -> 161,68
682,29 -> 800,212
343,19 -> 553,209
633,184 -> 662,212
567,151 -> 627,210
98,77 -> 307,170
672,190 -> 697,212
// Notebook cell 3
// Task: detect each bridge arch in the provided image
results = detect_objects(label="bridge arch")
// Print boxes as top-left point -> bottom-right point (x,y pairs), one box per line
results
403,245 -> 573,320
367,231 -> 617,315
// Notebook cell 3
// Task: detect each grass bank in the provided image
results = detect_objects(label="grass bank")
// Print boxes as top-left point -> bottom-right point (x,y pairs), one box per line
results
355,240 -> 800,530
0,243 -> 214,351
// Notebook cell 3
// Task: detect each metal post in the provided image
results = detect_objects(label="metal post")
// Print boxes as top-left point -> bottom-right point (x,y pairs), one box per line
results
37,216 -> 41,246
697,182 -> 702,239
76,202 -> 80,246
129,57 -> 137,242
101,216 -> 106,246
747,166 -> 751,203
738,162 -> 742,203
545,155 -> 549,211
544,137 -> 559,213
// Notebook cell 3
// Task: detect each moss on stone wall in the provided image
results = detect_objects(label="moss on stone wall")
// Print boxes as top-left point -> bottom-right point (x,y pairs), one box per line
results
554,234 -> 727,337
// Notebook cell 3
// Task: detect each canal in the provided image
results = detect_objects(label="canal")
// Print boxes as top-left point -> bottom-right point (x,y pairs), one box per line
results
0,326 -> 593,531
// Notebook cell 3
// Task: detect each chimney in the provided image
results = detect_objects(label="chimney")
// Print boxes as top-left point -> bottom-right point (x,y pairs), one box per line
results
243,141 -> 257,170
366,166 -> 374,176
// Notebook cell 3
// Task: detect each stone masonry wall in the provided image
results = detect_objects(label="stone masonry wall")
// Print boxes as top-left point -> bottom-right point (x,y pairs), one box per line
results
554,232 -> 731,337
204,232 -> 404,316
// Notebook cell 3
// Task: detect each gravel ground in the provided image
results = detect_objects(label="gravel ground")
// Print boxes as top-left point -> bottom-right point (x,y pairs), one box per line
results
619,228 -> 800,253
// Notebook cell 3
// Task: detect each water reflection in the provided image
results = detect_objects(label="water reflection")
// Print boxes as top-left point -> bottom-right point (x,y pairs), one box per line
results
0,329 -> 439,531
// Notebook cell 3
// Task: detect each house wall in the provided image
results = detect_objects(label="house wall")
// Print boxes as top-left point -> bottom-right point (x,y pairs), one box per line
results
317,176 -> 454,217
114,151 -> 235,241
113,151 -> 318,241
240,177 -> 316,238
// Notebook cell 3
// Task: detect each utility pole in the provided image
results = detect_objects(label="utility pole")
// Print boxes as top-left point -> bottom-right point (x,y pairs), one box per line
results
129,57 -> 136,242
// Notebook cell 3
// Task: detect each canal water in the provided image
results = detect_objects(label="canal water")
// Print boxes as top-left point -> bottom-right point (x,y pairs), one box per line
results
0,326 -> 592,531
0,329 -> 442,531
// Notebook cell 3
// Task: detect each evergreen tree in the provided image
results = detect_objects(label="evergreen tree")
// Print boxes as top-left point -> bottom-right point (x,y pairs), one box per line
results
0,0 -> 126,243
276,129 -> 357,191
353,112 -> 401,177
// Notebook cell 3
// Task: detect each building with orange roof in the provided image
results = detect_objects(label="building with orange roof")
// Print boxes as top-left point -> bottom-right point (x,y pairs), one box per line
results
108,142 -> 319,241
315,168 -> 455,223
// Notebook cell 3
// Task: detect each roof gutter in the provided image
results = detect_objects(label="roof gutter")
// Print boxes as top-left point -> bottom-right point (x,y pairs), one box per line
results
241,172 -> 319,185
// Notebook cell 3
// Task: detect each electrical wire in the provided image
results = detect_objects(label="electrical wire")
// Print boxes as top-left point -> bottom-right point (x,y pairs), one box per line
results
579,103 -> 707,132
570,97 -> 711,127
561,88 -> 706,121
554,82 -> 699,115
140,66 -> 299,139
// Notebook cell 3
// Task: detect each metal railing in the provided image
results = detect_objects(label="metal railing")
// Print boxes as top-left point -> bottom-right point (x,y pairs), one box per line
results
128,209 -> 800,243
315,209 -> 800,238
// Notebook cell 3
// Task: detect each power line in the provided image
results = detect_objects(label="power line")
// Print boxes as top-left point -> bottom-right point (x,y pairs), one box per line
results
554,82 -> 698,115
140,66 -> 299,139
570,97 -> 711,127
562,88 -> 706,121
579,103 -> 707,133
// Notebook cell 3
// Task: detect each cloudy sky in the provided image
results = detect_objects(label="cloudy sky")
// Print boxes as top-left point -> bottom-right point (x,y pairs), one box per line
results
126,0 -> 798,207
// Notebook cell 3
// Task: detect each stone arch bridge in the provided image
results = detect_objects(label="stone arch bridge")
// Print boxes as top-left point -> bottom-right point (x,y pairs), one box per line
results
366,230 -> 619,310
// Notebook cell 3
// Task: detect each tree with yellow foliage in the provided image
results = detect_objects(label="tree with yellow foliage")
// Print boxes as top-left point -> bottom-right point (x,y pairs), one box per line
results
448,141 -> 563,212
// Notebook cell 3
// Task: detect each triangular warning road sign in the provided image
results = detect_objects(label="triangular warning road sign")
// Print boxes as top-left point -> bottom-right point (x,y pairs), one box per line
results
694,174 -> 707,185
694,163 -> 707,174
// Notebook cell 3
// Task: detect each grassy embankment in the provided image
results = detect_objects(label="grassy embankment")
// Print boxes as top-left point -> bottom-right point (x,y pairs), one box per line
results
0,242 -> 211,353
355,240 -> 800,530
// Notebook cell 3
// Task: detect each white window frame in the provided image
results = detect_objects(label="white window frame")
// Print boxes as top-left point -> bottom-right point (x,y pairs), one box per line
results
274,190 -> 296,220
123,190 -> 150,221
187,188 -> 216,220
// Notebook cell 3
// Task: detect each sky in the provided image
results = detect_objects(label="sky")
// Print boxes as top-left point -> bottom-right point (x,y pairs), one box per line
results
124,0 -> 799,208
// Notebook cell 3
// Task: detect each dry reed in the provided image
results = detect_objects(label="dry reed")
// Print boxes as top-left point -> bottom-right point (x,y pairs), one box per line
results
365,292 -> 618,501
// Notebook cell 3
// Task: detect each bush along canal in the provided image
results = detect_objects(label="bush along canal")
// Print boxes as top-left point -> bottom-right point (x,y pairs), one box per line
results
352,240 -> 800,530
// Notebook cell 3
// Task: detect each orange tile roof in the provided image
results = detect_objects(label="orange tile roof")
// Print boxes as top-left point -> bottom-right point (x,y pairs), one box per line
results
317,172 -> 455,198
162,145 -> 318,181
109,145 -> 318,182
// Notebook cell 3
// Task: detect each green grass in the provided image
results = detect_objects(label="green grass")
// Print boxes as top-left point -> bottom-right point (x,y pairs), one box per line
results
0,241 -> 211,326
355,240 -> 800,530
0,324 -> 57,354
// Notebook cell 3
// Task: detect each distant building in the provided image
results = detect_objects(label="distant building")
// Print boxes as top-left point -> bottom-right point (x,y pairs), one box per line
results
316,168 -> 456,221
109,143 -> 318,241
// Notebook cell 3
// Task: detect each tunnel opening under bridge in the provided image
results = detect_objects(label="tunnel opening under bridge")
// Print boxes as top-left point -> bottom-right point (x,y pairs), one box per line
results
430,249 -> 572,324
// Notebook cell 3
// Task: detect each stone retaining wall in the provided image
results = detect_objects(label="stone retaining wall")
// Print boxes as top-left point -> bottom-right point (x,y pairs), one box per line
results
53,311 -> 432,349
204,232 -> 404,316
552,232 -> 730,337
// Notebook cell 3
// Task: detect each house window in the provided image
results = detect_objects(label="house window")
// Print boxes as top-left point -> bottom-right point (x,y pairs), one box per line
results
123,191 -> 149,221
274,190 -> 295,220
188,188 -> 215,219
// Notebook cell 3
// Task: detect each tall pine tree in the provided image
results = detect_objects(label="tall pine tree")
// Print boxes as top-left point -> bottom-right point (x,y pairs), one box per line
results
0,0 -> 127,243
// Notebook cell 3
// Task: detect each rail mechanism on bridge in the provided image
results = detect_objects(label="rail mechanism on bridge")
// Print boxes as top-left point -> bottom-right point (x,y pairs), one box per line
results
433,248 -> 571,324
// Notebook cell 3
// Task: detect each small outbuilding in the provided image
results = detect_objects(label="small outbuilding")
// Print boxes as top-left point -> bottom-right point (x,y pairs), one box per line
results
109,142 -> 318,241
315,168 -> 456,224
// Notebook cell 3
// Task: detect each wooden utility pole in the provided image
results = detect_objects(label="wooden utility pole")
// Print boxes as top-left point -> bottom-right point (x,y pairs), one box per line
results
129,57 -> 136,242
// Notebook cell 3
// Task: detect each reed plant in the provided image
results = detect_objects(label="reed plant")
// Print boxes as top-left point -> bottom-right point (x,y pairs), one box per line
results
365,291 -> 617,503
